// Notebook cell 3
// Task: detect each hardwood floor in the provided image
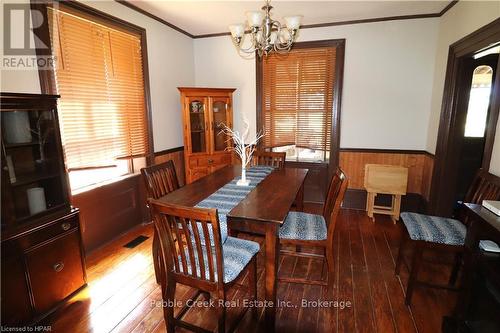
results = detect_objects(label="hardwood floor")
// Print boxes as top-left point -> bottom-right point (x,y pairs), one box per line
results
44,206 -> 457,332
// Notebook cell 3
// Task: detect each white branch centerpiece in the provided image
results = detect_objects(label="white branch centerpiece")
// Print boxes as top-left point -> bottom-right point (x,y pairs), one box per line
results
219,121 -> 265,186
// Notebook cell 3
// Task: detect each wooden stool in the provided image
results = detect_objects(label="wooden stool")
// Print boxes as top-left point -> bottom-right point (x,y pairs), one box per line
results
364,164 -> 408,224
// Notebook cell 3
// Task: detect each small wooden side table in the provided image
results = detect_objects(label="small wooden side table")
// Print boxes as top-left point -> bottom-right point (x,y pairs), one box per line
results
364,164 -> 408,223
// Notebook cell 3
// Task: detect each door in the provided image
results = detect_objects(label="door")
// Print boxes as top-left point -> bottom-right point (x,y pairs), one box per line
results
1,242 -> 32,325
208,97 -> 232,152
185,96 -> 210,182
455,53 -> 498,204
208,96 -> 232,171
185,96 -> 209,155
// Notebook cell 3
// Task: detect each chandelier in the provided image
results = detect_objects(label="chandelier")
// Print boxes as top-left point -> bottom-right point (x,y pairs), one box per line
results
228,0 -> 303,57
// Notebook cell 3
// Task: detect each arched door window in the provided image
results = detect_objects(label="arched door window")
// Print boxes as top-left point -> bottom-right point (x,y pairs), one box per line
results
464,65 -> 493,137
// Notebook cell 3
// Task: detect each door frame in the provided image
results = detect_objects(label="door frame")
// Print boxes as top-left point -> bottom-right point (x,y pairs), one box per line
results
255,39 -> 345,179
429,18 -> 500,217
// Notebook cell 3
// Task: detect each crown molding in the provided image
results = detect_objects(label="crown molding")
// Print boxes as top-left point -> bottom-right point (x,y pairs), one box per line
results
115,0 -> 194,38
116,0 -> 459,40
439,0 -> 459,16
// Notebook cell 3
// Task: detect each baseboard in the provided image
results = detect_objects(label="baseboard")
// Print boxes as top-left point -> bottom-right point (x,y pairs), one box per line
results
342,188 -> 427,213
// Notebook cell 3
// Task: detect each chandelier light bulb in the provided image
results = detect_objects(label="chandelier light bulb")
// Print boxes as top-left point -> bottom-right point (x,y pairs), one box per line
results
284,15 -> 303,30
229,0 -> 302,57
246,11 -> 264,28
228,24 -> 245,38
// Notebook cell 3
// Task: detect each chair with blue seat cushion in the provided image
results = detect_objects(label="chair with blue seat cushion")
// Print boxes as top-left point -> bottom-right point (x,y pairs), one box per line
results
395,212 -> 467,306
278,167 -> 348,295
149,200 -> 258,333
279,211 -> 327,241
141,160 -> 180,284
395,169 -> 500,306
400,212 -> 466,245
178,236 -> 259,283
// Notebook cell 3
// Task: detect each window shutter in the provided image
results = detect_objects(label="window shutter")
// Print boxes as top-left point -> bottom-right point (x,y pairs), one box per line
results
262,46 -> 336,152
48,7 -> 149,171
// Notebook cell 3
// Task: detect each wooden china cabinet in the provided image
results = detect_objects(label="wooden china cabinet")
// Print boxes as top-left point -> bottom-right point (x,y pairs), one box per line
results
178,87 -> 235,183
1,93 -> 87,326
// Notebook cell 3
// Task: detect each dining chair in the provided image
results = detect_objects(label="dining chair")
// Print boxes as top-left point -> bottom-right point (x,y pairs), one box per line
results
251,150 -> 286,169
251,150 -> 303,213
149,200 -> 259,333
278,167 -> 348,296
141,160 -> 180,283
396,169 -> 500,305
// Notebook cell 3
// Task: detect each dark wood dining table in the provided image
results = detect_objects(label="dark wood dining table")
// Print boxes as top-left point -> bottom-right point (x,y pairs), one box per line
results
443,203 -> 500,332
156,164 -> 308,330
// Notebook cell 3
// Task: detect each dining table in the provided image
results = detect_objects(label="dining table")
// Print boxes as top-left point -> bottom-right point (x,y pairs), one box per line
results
443,203 -> 500,332
156,164 -> 308,331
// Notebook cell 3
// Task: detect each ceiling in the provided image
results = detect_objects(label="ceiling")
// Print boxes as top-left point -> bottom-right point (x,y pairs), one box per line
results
127,0 -> 454,36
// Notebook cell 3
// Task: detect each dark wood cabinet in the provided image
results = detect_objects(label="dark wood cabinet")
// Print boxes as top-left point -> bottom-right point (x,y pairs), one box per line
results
26,223 -> 85,314
1,93 -> 86,326
1,248 -> 32,324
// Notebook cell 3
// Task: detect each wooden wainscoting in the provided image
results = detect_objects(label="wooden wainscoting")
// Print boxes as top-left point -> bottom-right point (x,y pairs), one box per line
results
339,149 -> 434,212
150,147 -> 433,212
286,161 -> 329,203
72,174 -> 148,253
72,147 -> 185,254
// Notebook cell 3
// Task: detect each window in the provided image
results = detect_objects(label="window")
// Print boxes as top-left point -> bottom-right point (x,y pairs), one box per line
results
464,65 -> 493,137
47,6 -> 150,191
259,42 -> 341,162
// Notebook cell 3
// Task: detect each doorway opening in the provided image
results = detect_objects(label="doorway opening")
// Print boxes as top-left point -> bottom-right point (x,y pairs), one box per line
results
430,19 -> 500,217
455,52 -> 498,205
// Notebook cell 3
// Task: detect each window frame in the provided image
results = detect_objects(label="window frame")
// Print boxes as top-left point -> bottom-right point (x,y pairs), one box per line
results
31,0 -> 154,167
256,39 -> 345,173
31,0 -> 154,192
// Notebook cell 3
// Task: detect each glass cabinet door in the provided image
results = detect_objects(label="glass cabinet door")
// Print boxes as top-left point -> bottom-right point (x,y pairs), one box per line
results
1,109 -> 65,221
210,97 -> 231,152
187,97 -> 208,154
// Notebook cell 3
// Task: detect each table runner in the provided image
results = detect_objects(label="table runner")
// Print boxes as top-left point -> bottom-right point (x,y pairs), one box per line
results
195,165 -> 275,246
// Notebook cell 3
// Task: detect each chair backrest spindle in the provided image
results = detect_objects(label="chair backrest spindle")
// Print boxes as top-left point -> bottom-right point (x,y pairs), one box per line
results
464,169 -> 500,204
141,160 -> 180,200
251,151 -> 286,169
149,200 -> 224,286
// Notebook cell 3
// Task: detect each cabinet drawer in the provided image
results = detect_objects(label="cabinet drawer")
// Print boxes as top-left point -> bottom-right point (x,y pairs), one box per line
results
18,213 -> 79,250
26,229 -> 85,315
189,155 -> 209,168
189,153 -> 231,168
211,153 -> 231,165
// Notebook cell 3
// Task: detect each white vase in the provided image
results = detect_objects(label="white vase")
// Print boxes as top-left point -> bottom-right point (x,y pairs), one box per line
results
3,111 -> 32,143
27,187 -> 47,215
237,167 -> 251,186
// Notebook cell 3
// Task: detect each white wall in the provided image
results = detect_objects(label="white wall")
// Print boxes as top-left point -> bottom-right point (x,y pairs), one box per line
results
0,0 -> 194,152
194,37 -> 257,140
195,18 -> 439,149
0,0 -> 41,93
491,119 -> 500,176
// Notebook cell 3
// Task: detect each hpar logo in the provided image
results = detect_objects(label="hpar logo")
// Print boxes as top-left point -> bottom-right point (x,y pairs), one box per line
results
2,2 -> 56,70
